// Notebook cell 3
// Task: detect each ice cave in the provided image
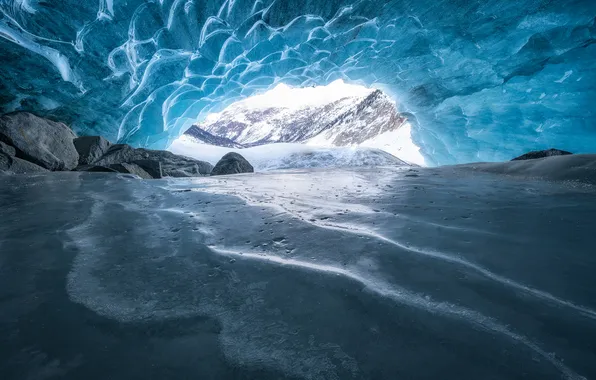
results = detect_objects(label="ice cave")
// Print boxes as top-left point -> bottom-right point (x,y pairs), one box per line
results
1,0 -> 595,164
1,1 -> 596,380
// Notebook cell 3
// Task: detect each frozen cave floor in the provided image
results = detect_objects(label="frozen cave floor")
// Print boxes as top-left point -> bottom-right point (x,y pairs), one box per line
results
1,158 -> 596,380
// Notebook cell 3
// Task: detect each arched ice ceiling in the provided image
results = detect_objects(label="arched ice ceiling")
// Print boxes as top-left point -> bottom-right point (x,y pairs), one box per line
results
1,0 -> 595,165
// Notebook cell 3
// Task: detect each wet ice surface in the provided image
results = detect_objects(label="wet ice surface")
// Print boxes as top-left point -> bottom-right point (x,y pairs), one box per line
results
1,167 -> 596,379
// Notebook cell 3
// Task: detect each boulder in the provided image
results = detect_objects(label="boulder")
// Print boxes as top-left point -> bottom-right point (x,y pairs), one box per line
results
74,160 -> 161,178
512,148 -> 572,161
0,152 -> 10,172
166,164 -> 203,178
460,154 -> 596,185
94,144 -> 212,177
132,159 -> 162,179
163,162 -> 212,177
8,156 -> 50,174
0,112 -> 79,170
0,141 -> 16,157
74,165 -> 120,173
0,151 -> 48,174
211,152 -> 254,176
74,136 -> 111,165
91,144 -> 138,166
108,163 -> 153,179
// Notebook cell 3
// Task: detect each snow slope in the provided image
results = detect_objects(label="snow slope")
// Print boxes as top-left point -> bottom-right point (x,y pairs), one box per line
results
170,135 -> 408,171
309,122 -> 426,166
198,81 -> 376,145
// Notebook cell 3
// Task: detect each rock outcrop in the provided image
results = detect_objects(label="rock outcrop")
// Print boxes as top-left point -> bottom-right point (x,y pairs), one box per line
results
75,160 -> 163,179
184,125 -> 244,148
0,128 -> 51,173
74,136 -> 112,165
211,152 -> 254,176
8,157 -> 49,174
512,149 -> 573,161
459,154 -> 596,185
0,112 -> 213,178
94,144 -> 212,177
74,165 -> 119,173
0,141 -> 16,157
0,112 -> 79,170
0,152 -> 48,174
132,160 -> 162,179
108,163 -> 154,179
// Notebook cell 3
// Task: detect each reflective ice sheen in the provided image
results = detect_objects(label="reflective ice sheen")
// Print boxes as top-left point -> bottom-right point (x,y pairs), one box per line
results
1,0 -> 595,164
1,168 -> 596,379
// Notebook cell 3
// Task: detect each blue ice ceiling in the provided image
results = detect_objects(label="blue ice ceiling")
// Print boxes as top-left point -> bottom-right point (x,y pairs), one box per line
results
1,0 -> 595,165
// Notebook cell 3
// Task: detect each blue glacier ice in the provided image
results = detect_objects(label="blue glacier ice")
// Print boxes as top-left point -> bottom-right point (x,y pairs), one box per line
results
1,0 -> 595,165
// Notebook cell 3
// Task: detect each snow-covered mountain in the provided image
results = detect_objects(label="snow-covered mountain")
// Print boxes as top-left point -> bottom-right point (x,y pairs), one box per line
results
197,95 -> 372,146
306,89 -> 407,146
183,82 -> 425,166
170,138 -> 408,171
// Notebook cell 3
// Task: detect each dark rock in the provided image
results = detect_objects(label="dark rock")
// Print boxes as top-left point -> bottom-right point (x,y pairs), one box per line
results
0,113 -> 207,178
0,141 -> 16,157
74,136 -> 111,165
74,165 -> 119,173
0,151 -> 49,174
0,112 -> 79,170
75,160 -> 161,179
459,154 -> 596,185
9,156 -> 50,174
94,144 -> 212,177
166,165 -> 203,177
91,144 -> 138,165
0,152 -> 10,172
211,152 -> 254,176
512,149 -> 573,161
108,163 -> 153,179
132,159 -> 162,179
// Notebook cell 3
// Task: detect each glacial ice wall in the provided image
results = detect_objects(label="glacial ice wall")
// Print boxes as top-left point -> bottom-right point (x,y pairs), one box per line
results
1,0 -> 595,165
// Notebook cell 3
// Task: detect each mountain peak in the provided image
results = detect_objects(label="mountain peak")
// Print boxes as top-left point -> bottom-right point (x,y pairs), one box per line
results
185,85 -> 410,159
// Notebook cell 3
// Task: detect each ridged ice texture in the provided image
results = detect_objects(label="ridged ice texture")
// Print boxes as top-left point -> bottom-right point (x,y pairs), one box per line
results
1,0 -> 595,164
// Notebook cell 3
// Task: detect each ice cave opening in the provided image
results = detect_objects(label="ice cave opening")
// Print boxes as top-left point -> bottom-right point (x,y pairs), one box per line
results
1,0 -> 595,165
169,80 -> 428,168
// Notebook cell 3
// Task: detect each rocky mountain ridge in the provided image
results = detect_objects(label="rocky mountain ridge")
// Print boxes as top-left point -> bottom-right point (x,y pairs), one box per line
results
185,88 -> 408,149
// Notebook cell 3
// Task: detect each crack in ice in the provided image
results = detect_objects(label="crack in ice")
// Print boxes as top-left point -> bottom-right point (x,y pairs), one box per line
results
209,245 -> 586,380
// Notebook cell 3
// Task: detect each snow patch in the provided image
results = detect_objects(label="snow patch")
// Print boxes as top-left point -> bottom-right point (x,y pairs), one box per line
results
307,122 -> 425,166
170,136 -> 408,171
353,123 -> 425,166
